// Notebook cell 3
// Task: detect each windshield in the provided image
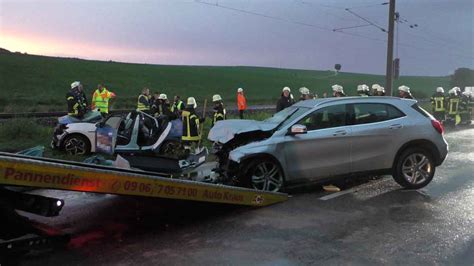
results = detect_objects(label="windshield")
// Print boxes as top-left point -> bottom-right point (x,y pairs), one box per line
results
264,106 -> 310,129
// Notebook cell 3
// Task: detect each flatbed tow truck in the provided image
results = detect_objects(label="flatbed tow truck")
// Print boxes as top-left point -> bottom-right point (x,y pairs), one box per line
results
0,151 -> 288,260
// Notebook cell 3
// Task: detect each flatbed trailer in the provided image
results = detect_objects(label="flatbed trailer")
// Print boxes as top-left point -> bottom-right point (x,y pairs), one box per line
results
0,151 -> 288,258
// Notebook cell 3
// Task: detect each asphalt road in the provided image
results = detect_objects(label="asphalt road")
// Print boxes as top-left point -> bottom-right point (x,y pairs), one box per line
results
13,127 -> 474,265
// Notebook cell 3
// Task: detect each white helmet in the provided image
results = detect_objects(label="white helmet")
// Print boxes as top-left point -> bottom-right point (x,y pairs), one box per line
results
377,86 -> 385,93
187,97 -> 197,108
299,87 -> 310,95
357,84 -> 369,92
212,94 -> 222,102
282,86 -> 291,93
372,84 -> 381,90
398,85 -> 410,93
332,84 -> 344,93
70,81 -> 81,89
436,87 -> 444,93
448,88 -> 457,96
453,87 -> 461,93
158,93 -> 167,100
237,88 -> 243,93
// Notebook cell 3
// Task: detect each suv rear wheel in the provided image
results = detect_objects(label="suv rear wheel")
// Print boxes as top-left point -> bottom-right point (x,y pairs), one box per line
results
241,158 -> 285,192
393,147 -> 435,189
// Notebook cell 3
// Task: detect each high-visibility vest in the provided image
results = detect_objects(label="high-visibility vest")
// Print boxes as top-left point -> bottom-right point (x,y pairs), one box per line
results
137,94 -> 150,111
171,100 -> 184,113
182,110 -> 201,141
92,89 -> 114,114
448,98 -> 459,115
433,96 -> 445,112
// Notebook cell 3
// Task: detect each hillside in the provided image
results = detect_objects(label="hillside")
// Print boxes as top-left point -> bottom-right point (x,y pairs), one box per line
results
0,53 -> 449,113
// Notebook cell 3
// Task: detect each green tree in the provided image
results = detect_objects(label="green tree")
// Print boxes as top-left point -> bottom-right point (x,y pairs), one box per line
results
450,68 -> 474,89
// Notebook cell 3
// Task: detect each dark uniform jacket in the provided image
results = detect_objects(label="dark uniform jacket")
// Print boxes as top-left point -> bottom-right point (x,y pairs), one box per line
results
212,104 -> 226,127
66,90 -> 85,118
276,95 -> 295,112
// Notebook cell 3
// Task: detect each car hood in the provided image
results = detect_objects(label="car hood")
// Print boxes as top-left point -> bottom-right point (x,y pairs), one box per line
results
208,119 -> 277,144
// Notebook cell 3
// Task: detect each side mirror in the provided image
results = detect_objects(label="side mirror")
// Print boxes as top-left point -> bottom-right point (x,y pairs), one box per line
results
288,124 -> 307,135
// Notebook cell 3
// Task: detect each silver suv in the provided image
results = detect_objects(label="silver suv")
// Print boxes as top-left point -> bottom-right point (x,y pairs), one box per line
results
208,97 -> 448,192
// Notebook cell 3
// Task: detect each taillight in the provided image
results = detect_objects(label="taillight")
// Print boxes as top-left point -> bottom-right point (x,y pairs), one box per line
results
431,119 -> 444,134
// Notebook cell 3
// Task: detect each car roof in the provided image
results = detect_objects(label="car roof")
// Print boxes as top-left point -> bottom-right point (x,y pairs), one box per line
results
293,96 -> 417,108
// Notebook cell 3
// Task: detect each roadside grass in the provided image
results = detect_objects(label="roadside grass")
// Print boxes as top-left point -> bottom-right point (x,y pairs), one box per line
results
0,53 -> 449,113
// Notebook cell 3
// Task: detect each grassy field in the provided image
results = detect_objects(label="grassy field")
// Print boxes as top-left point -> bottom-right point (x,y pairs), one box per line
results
0,53 -> 449,113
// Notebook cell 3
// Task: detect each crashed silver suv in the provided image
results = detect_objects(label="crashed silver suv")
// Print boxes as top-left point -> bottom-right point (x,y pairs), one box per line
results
208,97 -> 448,192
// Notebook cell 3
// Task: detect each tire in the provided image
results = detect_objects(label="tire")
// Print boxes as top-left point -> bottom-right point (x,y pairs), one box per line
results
393,147 -> 435,189
240,157 -> 285,192
62,134 -> 91,155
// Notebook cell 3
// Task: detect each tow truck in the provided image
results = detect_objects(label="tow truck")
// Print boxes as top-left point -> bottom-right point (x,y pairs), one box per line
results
0,146 -> 287,260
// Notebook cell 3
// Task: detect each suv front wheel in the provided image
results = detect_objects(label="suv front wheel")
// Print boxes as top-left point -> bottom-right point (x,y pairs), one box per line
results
240,158 -> 285,192
393,147 -> 435,189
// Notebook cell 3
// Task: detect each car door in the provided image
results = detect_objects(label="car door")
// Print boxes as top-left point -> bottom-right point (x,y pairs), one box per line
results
349,103 -> 406,172
283,104 -> 352,181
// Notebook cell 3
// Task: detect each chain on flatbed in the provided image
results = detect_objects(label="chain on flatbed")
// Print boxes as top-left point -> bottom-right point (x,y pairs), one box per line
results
0,152 -> 288,206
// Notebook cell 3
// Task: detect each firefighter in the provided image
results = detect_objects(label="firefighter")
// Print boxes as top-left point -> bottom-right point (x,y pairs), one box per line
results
237,88 -> 247,119
459,91 -> 471,125
375,86 -> 386,96
157,93 -> 175,119
332,84 -> 345,97
299,87 -> 313,101
357,84 -> 370,97
447,88 -> 461,126
371,84 -> 381,95
137,87 -> 151,112
398,85 -> 414,99
91,84 -> 115,115
211,94 -> 226,127
171,95 -> 184,117
276,87 -> 295,112
67,81 -> 86,118
182,97 -> 203,147
431,87 -> 446,122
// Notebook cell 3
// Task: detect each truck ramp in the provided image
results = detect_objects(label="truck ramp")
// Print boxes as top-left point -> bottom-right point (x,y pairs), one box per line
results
0,152 -> 288,207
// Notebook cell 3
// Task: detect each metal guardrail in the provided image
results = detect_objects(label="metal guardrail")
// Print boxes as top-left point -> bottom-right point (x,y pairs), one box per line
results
0,105 -> 275,119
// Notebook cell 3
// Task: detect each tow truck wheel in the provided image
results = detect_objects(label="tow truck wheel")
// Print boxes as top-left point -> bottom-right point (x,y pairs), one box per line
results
63,134 -> 90,155
242,158 -> 285,192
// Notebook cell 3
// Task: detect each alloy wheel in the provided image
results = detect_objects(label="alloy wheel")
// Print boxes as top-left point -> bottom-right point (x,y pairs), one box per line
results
251,162 -> 283,192
401,153 -> 432,185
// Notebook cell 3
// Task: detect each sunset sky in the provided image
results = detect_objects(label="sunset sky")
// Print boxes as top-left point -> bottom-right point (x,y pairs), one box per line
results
1,0 -> 473,76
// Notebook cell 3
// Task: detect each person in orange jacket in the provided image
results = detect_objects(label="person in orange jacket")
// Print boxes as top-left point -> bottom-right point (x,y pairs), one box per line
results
237,87 -> 247,119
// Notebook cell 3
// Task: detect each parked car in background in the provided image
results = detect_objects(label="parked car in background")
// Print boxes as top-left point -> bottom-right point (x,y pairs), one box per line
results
209,97 -> 448,192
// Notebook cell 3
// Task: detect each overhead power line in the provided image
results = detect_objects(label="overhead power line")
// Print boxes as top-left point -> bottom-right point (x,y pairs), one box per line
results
194,0 -> 474,60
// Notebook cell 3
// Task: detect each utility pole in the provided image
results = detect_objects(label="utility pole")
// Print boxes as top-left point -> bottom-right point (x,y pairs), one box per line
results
385,0 -> 396,96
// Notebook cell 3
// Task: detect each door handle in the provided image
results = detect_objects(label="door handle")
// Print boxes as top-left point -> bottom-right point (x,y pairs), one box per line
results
333,130 -> 347,136
389,124 -> 402,129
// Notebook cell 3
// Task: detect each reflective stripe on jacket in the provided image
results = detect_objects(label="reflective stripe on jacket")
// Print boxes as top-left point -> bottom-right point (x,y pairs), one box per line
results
448,97 -> 459,115
182,109 -> 201,141
431,96 -> 445,112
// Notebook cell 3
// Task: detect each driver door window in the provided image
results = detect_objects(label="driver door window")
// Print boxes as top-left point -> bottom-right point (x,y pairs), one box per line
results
297,104 -> 347,130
